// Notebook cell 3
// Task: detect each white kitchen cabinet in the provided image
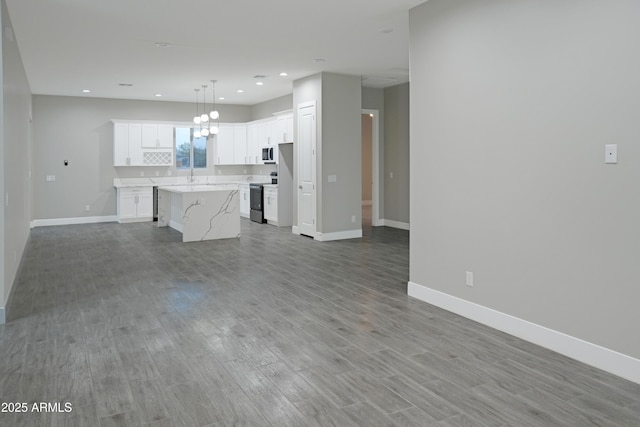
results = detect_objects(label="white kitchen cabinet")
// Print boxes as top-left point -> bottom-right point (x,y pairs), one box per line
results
239,184 -> 250,218
264,186 -> 278,223
142,124 -> 174,148
114,121 -> 173,166
246,123 -> 261,164
114,123 -> 143,166
117,187 -> 153,223
233,125 -> 248,165
216,124 -> 250,165
215,125 -> 235,165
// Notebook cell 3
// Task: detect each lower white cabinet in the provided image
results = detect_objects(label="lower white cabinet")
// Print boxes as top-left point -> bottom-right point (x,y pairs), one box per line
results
239,184 -> 250,218
117,187 -> 153,223
264,186 -> 278,223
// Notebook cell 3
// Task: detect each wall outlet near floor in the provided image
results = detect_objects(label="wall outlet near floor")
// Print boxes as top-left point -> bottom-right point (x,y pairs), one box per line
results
46,175 -> 56,182
351,215 -> 356,223
85,205 -> 90,212
466,271 -> 474,287
139,171 -> 145,177
155,171 -> 160,176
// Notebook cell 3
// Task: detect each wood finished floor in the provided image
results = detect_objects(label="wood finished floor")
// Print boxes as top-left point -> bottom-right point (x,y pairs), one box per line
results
1,219 -> 639,426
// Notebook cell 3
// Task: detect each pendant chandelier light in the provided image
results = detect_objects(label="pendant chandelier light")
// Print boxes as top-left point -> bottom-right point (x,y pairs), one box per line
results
192,81 -> 220,138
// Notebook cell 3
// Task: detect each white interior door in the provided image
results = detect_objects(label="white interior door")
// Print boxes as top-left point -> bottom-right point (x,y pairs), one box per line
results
297,102 -> 316,237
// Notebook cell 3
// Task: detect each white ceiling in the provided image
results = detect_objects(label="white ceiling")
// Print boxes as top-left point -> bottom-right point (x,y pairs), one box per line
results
5,0 -> 425,106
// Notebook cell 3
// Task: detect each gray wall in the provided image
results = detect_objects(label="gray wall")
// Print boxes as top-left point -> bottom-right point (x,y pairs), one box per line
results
1,0 -> 32,313
32,95 -> 253,220
320,73 -> 362,234
384,83 -> 410,224
409,0 -> 640,358
250,94 -> 293,121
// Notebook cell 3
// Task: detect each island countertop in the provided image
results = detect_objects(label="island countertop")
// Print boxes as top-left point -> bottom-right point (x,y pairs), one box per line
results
157,184 -> 238,193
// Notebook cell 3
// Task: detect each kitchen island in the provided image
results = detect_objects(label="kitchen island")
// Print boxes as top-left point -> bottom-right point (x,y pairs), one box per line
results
157,184 -> 240,242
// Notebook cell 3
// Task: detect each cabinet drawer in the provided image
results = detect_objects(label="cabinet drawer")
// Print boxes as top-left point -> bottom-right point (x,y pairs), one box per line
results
119,187 -> 152,196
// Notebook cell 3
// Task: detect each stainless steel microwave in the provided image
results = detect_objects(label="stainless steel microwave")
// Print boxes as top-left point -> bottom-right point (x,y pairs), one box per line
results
262,147 -> 274,163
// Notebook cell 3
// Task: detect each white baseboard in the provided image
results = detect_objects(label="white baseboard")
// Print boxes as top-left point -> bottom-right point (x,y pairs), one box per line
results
31,215 -> 118,228
407,281 -> 640,385
315,229 -> 362,241
362,200 -> 372,206
292,226 -> 300,235
380,219 -> 410,230
118,216 -> 153,224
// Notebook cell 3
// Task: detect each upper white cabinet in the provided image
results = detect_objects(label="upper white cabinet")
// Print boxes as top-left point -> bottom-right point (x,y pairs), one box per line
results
113,121 -> 174,167
246,123 -> 261,164
233,125 -> 248,165
215,125 -> 235,165
142,124 -> 174,148
114,123 -> 142,166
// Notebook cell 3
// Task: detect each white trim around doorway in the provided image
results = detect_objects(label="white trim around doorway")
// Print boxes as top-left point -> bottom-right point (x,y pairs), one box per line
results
362,109 -> 380,227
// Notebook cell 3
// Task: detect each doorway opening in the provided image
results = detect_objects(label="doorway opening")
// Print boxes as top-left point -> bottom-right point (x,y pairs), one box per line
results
361,109 -> 379,229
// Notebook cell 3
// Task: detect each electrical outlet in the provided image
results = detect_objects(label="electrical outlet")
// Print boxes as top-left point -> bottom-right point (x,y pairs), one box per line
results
351,215 -> 356,223
46,175 -> 56,182
140,171 -> 144,177
390,171 -> 394,179
466,271 -> 474,287
155,171 -> 160,176
85,205 -> 90,212
605,144 -> 617,164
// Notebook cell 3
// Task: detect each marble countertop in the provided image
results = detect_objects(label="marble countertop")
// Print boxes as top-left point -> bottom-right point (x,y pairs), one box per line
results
157,184 -> 238,193
114,175 -> 270,188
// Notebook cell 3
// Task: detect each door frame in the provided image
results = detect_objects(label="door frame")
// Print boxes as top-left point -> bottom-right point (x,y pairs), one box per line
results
362,109 -> 380,226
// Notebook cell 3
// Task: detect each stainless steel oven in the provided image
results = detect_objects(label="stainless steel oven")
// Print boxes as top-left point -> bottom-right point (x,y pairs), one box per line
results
250,183 -> 266,223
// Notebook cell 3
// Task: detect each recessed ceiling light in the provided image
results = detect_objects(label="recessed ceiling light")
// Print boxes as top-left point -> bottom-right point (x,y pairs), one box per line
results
154,93 -> 162,97
82,89 -> 90,93
237,89 -> 244,93
279,72 -> 288,77
313,58 -> 326,63
155,42 -> 171,48
219,97 -> 225,100
256,82 -> 264,86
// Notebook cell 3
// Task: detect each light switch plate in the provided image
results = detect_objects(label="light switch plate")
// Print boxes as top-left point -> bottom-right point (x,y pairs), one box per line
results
328,175 -> 337,183
605,144 -> 617,164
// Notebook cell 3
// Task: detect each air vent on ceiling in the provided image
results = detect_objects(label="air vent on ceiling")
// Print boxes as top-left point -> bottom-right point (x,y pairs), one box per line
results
118,83 -> 134,87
